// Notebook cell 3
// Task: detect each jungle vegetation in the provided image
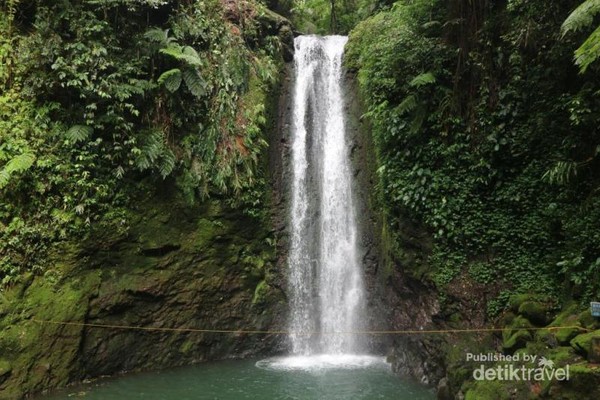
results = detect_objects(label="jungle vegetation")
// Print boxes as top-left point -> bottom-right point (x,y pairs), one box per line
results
0,0 -> 284,285
2,0 -> 600,318
345,0 -> 600,314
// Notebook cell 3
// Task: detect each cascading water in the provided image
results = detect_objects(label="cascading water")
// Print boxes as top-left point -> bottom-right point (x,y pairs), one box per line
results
256,35 -> 384,372
288,35 -> 365,356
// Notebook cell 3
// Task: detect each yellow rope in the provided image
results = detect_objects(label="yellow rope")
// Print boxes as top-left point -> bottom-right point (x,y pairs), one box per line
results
31,319 -> 593,336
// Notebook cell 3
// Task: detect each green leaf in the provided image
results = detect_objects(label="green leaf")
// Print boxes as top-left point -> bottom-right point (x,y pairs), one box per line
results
159,149 -> 176,178
0,152 -> 36,189
397,95 -> 417,115
66,125 -> 93,143
562,0 -> 600,35
159,45 -> 184,60
409,72 -> 436,88
144,28 -> 170,43
575,24 -> 600,72
181,46 -> 203,67
158,68 -> 182,92
182,68 -> 206,98
542,161 -> 578,185
159,45 -> 202,67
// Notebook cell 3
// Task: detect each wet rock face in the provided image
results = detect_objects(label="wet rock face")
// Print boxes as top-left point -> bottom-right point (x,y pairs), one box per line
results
0,193 -> 288,400
78,197 -> 287,377
341,69 -> 446,383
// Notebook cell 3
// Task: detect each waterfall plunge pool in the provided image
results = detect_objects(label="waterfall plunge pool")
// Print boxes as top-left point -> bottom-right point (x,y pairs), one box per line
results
40,358 -> 435,399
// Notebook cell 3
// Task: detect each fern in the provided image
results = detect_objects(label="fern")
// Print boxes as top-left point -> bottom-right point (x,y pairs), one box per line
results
134,130 -> 175,178
182,68 -> 206,98
159,45 -> 203,67
562,0 -> 600,72
543,161 -> 579,185
158,68 -> 182,92
144,28 -> 174,46
397,95 -> 418,115
0,152 -> 36,189
66,125 -> 93,143
410,72 -> 436,88
562,0 -> 600,35
575,25 -> 600,72
158,149 -> 176,178
159,45 -> 184,60
181,46 -> 203,67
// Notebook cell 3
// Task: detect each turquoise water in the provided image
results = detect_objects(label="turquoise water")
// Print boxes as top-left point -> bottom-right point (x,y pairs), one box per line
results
41,357 -> 435,399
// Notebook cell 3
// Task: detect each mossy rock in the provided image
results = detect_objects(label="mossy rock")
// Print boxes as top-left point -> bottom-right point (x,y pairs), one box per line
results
518,301 -> 551,326
0,359 -> 11,383
570,330 -> 600,358
502,316 -> 533,352
503,329 -> 532,352
509,294 -> 536,313
555,326 -> 582,345
545,303 -> 584,345
547,363 -> 600,398
578,310 -> 599,330
464,379 -> 524,400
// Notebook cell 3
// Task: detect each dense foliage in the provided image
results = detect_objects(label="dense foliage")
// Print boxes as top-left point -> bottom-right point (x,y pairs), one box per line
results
346,0 -> 600,315
0,0 -> 285,285
289,0 -> 378,34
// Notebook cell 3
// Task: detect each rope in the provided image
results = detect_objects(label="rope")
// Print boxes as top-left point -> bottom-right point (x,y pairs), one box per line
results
31,319 -> 593,336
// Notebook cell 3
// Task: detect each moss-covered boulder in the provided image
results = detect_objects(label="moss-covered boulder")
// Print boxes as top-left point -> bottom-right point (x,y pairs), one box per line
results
503,316 -> 534,352
532,303 -> 583,346
547,363 -> 600,399
570,330 -> 600,358
518,301 -> 552,326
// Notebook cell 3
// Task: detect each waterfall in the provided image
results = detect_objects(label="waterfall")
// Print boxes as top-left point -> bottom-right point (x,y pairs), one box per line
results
287,35 -> 366,356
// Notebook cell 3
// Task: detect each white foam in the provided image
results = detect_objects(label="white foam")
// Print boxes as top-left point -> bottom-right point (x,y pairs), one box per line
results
255,355 -> 388,372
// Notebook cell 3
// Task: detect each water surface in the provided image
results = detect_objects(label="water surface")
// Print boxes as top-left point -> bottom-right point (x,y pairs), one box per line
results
42,358 -> 435,400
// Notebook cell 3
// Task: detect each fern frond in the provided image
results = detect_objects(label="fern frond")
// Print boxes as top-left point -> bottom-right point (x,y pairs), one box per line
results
135,130 -> 169,172
562,0 -> 600,35
159,44 -> 202,66
181,46 -> 203,67
182,68 -> 206,98
575,24 -> 600,72
144,28 -> 170,44
158,68 -> 182,92
159,149 -> 176,178
410,72 -> 436,88
397,95 -> 418,115
0,152 -> 36,189
542,161 -> 578,185
159,45 -> 184,60
66,125 -> 93,143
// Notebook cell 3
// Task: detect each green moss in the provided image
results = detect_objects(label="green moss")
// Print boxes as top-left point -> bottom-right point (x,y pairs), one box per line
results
543,304 -> 584,345
503,329 -> 532,352
179,340 -> 195,355
570,330 -> 600,357
0,360 -> 11,377
578,310 -> 598,329
518,301 -> 551,326
464,380 -> 518,400
502,315 -> 533,352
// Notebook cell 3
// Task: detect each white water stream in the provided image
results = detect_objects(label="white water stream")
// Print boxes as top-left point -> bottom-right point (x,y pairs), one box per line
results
263,35 -> 378,371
